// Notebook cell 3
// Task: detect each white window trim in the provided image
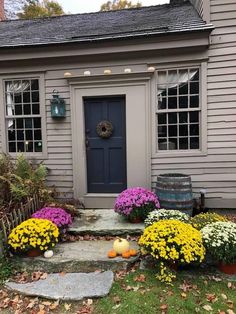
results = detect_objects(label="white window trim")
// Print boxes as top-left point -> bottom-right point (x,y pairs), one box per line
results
0,73 -> 47,159
151,61 -> 207,158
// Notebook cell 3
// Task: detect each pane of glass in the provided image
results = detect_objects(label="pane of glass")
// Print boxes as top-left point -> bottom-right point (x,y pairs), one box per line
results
179,137 -> 188,150
158,87 -> 167,97
35,141 -> 43,152
168,125 -> 177,137
34,130 -> 42,140
14,94 -> 22,104
190,82 -> 199,94
17,130 -> 24,141
23,92 -> 30,103
6,92 -> 13,105
179,112 -> 188,123
32,91 -> 39,103
190,69 -> 199,81
16,118 -> 24,129
24,104 -> 31,115
169,138 -> 177,150
32,103 -> 40,114
179,125 -> 188,136
34,118 -> 41,128
190,95 -> 199,108
26,141 -> 33,152
158,138 -> 168,150
179,83 -> 188,95
190,111 -> 199,123
168,112 -> 177,124
179,96 -> 188,108
179,69 -> 188,83
168,97 -> 177,109
17,142 -> 25,152
25,130 -> 33,140
25,118 -> 33,129
9,142 -> 16,152
168,70 -> 178,82
190,137 -> 199,149
190,124 -> 199,136
31,79 -> 39,91
14,105 -> 22,115
168,86 -> 177,96
158,113 -> 167,125
158,126 -> 167,137
8,130 -> 16,141
8,119 -> 15,129
22,80 -> 30,91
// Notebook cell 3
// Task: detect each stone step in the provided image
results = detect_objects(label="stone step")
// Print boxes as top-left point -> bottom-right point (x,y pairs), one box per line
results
69,209 -> 144,236
12,241 -> 139,273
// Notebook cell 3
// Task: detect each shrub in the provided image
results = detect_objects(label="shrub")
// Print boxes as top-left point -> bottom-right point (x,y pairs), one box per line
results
0,154 -> 53,216
8,218 -> 59,253
144,209 -> 190,226
114,187 -> 160,221
201,222 -> 236,264
191,212 -> 228,230
32,207 -> 72,229
139,220 -> 205,283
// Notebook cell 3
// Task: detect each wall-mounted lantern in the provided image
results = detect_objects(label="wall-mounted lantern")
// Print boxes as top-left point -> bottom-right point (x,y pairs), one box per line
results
50,90 -> 66,118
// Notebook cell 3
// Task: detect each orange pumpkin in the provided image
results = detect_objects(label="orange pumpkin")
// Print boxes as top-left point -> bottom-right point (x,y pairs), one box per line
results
107,250 -> 117,258
129,249 -> 138,256
122,250 -> 131,259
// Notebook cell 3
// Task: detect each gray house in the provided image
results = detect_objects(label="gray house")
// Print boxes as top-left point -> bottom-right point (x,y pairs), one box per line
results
0,0 -> 235,209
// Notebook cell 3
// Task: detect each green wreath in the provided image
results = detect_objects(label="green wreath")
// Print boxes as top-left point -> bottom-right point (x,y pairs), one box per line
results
96,120 -> 113,139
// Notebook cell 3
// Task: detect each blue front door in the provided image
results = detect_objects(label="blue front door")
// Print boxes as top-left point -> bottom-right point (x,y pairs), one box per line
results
84,97 -> 127,193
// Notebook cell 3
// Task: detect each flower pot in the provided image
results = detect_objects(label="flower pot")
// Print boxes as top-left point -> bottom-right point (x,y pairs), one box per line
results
128,216 -> 142,223
26,249 -> 42,258
218,263 -> 236,275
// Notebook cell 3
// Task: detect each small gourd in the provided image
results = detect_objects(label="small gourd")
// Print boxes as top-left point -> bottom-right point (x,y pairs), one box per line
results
113,238 -> 130,255
122,250 -> 131,259
107,249 -> 117,258
129,249 -> 138,256
44,250 -> 54,258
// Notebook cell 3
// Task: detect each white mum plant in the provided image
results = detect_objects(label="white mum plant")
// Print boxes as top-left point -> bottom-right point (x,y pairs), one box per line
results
144,209 -> 190,226
201,222 -> 236,264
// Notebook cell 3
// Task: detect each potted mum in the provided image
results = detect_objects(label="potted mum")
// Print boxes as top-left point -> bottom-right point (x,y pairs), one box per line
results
191,212 -> 228,230
32,207 -> 72,232
114,187 -> 160,223
201,222 -> 236,274
144,209 -> 190,226
139,220 -> 205,283
8,218 -> 59,257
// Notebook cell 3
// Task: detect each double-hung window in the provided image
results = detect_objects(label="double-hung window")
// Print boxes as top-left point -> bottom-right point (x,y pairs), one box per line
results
157,67 -> 201,151
4,78 -> 43,153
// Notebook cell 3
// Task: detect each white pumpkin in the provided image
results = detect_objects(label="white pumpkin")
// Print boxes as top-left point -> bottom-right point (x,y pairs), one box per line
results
113,238 -> 130,254
44,250 -> 54,258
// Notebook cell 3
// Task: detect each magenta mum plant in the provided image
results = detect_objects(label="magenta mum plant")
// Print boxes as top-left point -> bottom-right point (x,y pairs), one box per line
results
32,207 -> 72,229
114,187 -> 160,221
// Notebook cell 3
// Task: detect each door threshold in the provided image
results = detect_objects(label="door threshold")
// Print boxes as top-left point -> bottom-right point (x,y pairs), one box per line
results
83,194 -> 118,209
84,193 -> 119,198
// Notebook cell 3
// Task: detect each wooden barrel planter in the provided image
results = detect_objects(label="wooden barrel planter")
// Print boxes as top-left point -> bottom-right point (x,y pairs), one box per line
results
156,173 -> 193,216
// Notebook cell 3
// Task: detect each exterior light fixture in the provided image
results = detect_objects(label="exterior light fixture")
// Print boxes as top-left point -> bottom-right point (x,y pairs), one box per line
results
147,66 -> 156,72
104,69 -> 112,75
124,68 -> 132,73
84,70 -> 91,76
50,90 -> 66,118
64,72 -> 72,77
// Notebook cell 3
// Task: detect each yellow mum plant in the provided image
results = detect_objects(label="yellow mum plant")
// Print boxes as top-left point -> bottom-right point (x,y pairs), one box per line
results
191,212 -> 228,230
8,218 -> 59,253
139,220 -> 205,283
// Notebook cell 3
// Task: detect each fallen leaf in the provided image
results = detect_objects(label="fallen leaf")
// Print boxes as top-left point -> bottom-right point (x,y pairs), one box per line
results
203,304 -> 213,312
64,303 -> 72,311
227,310 -> 235,314
181,292 -> 187,299
221,294 -> 228,300
49,300 -> 60,310
227,300 -> 234,309
160,304 -> 168,311
206,293 -> 217,303
134,274 -> 146,282
86,299 -> 93,306
59,271 -> 66,276
113,296 -> 121,304
112,304 -> 121,310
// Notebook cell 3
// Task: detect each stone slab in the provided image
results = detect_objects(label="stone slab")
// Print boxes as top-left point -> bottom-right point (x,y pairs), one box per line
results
12,240 -> 139,273
69,209 -> 144,236
6,271 -> 114,301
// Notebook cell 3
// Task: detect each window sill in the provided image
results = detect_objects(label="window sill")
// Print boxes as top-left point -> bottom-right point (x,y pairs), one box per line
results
152,150 -> 207,158
8,152 -> 48,160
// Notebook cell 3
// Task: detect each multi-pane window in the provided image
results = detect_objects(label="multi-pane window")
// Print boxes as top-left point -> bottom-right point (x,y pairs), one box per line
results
157,68 -> 200,151
5,79 -> 42,153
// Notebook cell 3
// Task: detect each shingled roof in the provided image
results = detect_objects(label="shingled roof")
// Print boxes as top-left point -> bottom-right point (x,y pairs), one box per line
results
0,1 -> 213,48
